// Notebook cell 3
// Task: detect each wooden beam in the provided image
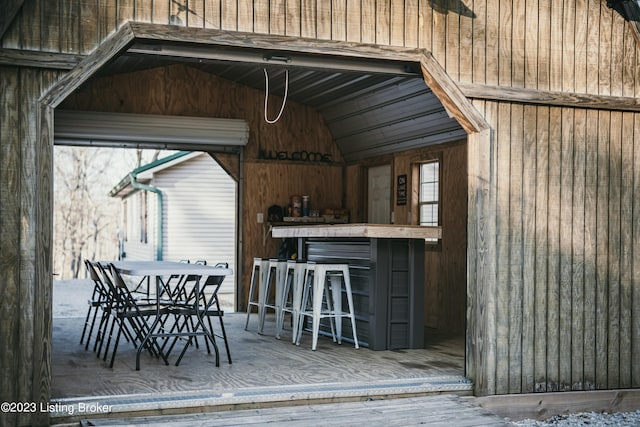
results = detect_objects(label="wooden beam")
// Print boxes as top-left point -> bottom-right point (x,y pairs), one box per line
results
209,152 -> 240,182
459,82 -> 640,112
0,48 -> 82,70
473,389 -> 640,421
466,126 -> 495,396
41,23 -> 136,108
128,22 -> 425,63
419,53 -> 491,134
0,0 -> 24,40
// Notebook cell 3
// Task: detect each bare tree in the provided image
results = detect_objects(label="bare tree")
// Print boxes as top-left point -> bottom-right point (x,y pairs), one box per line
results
54,147 -> 173,279
135,148 -> 161,167
53,147 -> 120,279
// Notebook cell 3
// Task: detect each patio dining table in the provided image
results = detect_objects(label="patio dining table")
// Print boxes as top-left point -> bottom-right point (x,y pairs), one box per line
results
108,260 -> 233,370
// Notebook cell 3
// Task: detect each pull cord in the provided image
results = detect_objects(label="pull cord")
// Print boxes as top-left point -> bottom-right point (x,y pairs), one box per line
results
263,68 -> 289,124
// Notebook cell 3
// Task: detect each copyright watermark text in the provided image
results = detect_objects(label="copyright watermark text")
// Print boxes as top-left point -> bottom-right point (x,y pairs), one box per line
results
1,401 -> 112,415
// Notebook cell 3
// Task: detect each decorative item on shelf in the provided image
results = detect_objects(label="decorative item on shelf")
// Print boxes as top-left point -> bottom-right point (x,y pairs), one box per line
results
283,216 -> 326,223
322,208 -> 350,224
291,195 -> 302,217
268,204 -> 284,222
302,195 -> 310,217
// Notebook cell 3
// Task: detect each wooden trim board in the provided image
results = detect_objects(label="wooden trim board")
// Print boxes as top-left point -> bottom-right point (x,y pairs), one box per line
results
471,389 -> 640,421
459,82 -> 640,113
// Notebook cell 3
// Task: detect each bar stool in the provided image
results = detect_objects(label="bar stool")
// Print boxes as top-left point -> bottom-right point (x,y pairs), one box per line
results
258,259 -> 288,334
296,261 -> 359,351
244,258 -> 270,331
276,259 -> 307,341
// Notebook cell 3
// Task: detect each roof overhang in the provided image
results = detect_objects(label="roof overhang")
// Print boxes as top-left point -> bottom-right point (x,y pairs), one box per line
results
108,151 -> 203,198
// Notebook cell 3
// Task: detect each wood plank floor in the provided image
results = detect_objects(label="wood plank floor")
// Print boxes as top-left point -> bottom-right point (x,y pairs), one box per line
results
51,280 -> 472,424
52,312 -> 467,396
73,395 -> 512,426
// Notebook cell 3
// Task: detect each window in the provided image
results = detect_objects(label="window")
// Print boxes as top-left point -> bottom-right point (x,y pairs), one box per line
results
419,160 -> 440,242
140,191 -> 148,244
122,200 -> 128,242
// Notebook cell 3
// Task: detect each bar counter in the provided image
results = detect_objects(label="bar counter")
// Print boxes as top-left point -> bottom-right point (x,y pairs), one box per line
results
271,223 -> 442,240
271,223 -> 441,350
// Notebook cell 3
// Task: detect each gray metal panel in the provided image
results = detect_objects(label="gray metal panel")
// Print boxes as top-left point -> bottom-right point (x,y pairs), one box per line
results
319,76 -> 463,161
97,51 -> 466,162
321,78 -> 435,123
305,238 -> 372,347
339,128 -> 467,162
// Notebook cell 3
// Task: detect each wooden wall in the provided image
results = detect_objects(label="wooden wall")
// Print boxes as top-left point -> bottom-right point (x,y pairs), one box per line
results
345,140 -> 468,334
4,0 -> 639,98
467,100 -> 640,396
401,141 -> 467,335
2,2 -> 640,424
0,67 -> 59,427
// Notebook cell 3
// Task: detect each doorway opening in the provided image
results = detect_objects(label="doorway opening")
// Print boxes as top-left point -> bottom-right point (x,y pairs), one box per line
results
43,24 -> 487,421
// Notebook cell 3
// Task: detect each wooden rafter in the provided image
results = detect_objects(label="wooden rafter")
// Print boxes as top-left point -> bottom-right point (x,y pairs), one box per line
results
41,23 -> 136,108
419,53 -> 490,134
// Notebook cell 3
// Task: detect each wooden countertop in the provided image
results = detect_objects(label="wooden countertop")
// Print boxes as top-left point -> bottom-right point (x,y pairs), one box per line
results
271,223 -> 442,239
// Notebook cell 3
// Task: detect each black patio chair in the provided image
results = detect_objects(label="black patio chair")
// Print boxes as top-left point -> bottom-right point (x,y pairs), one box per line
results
165,262 -> 232,366
97,263 -> 171,368
80,260 -> 111,350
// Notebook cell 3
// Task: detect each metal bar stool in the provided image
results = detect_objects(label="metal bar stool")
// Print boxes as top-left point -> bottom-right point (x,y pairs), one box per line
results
244,258 -> 270,331
276,259 -> 307,341
259,259 -> 288,334
296,261 -> 359,351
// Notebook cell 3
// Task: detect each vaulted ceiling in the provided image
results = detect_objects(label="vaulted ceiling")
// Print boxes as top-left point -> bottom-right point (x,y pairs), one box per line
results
95,41 -> 466,162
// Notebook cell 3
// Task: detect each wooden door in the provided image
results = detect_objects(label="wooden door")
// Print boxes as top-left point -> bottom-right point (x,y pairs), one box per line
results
367,164 -> 391,224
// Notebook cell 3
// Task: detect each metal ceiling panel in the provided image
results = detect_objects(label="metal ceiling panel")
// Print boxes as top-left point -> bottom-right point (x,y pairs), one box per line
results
321,78 -> 434,123
345,128 -> 468,160
94,48 -> 466,162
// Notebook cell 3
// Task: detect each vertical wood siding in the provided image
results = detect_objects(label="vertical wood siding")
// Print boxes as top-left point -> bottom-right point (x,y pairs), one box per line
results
4,0 -> 637,103
0,66 -> 22,427
485,100 -> 640,394
0,67 -> 59,427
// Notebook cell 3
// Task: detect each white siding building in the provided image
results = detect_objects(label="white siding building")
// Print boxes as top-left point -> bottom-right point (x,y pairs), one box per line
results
109,151 -> 236,297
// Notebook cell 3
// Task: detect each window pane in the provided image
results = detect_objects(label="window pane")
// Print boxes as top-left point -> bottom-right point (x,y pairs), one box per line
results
419,160 -> 440,241
420,204 -> 438,226
420,184 -> 438,202
420,162 -> 438,183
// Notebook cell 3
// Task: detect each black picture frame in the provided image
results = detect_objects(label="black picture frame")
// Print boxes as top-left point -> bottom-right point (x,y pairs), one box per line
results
396,174 -> 407,206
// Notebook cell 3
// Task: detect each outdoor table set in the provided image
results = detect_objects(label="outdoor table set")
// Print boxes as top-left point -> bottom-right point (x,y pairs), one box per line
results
81,260 -> 233,370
